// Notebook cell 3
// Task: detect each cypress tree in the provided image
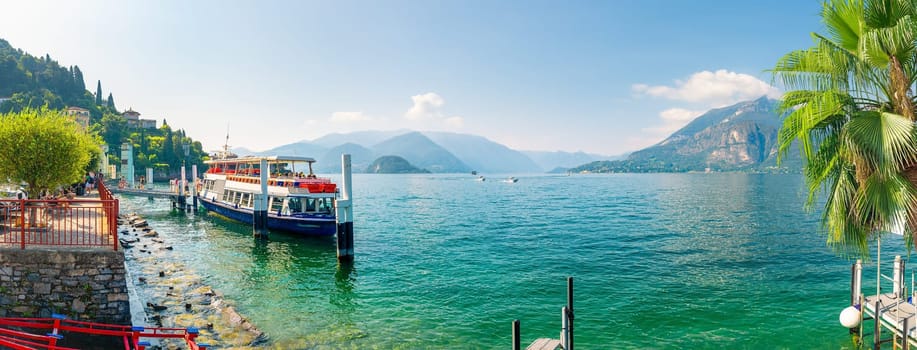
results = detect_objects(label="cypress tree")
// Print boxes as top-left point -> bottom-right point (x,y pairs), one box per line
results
73,66 -> 85,91
95,80 -> 102,105
106,93 -> 115,110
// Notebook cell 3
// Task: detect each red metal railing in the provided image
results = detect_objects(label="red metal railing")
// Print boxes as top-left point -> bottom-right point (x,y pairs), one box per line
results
0,179 -> 119,251
96,178 -> 119,251
0,316 -> 205,350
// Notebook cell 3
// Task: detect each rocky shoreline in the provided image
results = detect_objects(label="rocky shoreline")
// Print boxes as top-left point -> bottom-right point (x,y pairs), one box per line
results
119,213 -> 267,348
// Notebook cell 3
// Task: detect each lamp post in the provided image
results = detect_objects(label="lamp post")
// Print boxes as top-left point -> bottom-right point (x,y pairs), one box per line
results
182,143 -> 190,166
180,142 -> 190,204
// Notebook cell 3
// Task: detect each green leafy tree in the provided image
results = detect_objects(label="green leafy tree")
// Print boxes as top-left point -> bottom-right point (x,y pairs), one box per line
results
0,108 -> 97,198
771,0 -> 917,257
99,113 -> 127,148
95,80 -> 102,105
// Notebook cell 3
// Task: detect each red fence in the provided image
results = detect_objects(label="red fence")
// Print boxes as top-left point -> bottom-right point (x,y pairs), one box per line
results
0,316 -> 205,350
0,180 -> 119,250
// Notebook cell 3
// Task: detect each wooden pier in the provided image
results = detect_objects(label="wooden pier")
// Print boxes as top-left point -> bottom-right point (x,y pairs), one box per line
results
526,338 -> 562,350
513,277 -> 573,350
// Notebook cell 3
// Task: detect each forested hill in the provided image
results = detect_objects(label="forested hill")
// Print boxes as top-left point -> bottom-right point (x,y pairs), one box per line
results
0,38 -> 102,115
0,38 -> 207,176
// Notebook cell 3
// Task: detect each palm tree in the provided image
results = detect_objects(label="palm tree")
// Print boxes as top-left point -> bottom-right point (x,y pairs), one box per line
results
771,0 -> 917,257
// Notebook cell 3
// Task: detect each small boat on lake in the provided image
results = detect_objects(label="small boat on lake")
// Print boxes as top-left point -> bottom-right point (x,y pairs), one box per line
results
197,155 -> 338,236
476,176 -> 486,182
503,177 -> 518,183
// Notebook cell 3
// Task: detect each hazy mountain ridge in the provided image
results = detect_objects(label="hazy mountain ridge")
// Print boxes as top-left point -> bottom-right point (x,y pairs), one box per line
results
316,143 -> 375,173
312,130 -> 411,148
372,132 -> 470,173
243,130 -> 609,173
424,132 -> 542,173
572,97 -> 801,173
523,150 -> 619,171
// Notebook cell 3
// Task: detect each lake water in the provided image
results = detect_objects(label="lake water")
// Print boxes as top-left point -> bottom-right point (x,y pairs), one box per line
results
117,173 -> 903,349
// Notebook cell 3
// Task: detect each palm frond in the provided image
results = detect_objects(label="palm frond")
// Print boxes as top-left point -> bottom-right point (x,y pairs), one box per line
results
842,111 -> 917,173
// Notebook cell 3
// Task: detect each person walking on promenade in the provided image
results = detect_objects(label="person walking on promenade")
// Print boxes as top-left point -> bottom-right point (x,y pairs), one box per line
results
84,172 -> 94,195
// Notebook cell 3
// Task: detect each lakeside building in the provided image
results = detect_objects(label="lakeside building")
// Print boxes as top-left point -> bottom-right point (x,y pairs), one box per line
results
66,106 -> 91,129
122,108 -> 158,129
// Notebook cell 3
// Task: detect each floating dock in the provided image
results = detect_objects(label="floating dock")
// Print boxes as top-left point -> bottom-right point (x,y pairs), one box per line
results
847,256 -> 917,349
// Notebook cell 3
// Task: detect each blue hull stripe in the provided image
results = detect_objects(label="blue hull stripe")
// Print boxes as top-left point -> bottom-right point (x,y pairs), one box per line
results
198,197 -> 337,236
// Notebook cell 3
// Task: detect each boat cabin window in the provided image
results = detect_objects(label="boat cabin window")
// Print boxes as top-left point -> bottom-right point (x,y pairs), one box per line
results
269,196 -> 283,214
284,197 -> 331,214
270,163 -> 292,177
317,198 -> 332,213
288,197 -> 303,213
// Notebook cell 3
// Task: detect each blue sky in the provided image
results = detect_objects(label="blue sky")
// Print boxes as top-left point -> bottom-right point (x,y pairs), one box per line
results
0,1 -> 822,155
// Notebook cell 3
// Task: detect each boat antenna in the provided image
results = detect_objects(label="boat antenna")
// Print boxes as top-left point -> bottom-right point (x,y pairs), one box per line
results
224,124 -> 231,153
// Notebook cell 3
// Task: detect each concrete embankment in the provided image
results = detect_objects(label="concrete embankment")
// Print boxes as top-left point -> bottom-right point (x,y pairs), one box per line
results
119,213 -> 267,348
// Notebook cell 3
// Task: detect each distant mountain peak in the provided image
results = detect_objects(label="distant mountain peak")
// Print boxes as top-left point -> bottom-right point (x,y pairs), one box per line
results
572,97 -> 798,173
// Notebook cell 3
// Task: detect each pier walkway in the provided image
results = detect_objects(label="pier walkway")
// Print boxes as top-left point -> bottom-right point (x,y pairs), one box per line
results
110,187 -> 179,199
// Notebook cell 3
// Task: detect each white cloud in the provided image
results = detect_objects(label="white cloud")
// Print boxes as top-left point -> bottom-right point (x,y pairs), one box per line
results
642,108 -> 704,136
403,92 -> 463,129
632,69 -> 781,107
330,111 -> 372,123
405,92 -> 445,120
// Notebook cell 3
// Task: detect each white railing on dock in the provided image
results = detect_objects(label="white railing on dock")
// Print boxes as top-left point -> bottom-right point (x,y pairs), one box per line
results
853,255 -> 917,349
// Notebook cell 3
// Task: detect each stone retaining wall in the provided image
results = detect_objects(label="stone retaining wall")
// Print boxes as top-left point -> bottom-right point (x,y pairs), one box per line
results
0,248 -> 130,324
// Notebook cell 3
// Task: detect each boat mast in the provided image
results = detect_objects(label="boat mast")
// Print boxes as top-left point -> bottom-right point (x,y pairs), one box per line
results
223,125 -> 231,154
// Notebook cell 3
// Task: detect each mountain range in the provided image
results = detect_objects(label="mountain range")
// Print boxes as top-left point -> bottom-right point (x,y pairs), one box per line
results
572,97 -> 802,173
230,97 -> 800,174
233,131 -> 613,174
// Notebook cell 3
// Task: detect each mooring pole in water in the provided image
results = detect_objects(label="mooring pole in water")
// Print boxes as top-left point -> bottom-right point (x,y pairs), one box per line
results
903,317 -> 911,350
895,256 -> 903,298
875,298 -> 881,350
336,154 -> 354,262
191,164 -> 199,212
851,260 -> 862,305
179,165 -> 188,211
254,158 -> 269,238
850,260 -> 863,337
512,319 -> 520,350
146,168 -> 153,186
567,276 -> 574,350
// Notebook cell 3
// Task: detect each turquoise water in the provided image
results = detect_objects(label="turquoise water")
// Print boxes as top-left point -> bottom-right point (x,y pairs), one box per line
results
118,173 -> 905,349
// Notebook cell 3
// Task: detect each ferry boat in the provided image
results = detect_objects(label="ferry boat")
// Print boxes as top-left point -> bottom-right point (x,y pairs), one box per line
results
197,155 -> 338,236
